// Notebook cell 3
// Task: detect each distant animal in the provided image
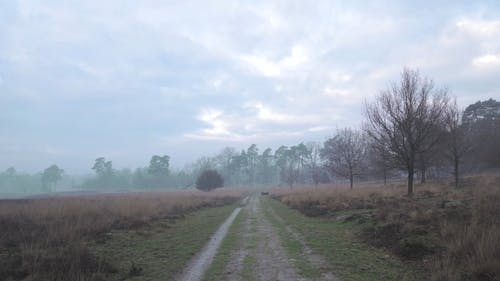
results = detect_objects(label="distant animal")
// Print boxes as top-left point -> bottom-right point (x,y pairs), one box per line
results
260,192 -> 269,195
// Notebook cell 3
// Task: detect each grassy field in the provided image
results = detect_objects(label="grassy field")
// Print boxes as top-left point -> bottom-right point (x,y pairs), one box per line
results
266,197 -> 424,281
90,204 -> 237,280
271,175 -> 500,281
0,189 -> 245,281
262,200 -> 323,280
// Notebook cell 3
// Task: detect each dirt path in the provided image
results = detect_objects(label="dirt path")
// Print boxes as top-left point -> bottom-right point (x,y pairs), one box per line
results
221,194 -> 339,281
177,194 -> 339,281
224,194 -> 304,281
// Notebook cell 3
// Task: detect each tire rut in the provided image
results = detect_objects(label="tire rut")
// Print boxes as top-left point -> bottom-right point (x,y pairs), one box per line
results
222,194 -> 304,281
265,200 -> 342,281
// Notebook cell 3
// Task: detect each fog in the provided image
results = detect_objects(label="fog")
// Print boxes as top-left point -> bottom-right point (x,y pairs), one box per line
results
1,1 -> 499,195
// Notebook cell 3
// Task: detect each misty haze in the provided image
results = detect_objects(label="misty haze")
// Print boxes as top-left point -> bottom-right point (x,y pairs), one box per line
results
1,1 -> 499,281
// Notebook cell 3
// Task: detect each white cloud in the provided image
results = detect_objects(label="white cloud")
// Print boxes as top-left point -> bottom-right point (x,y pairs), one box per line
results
241,55 -> 281,77
323,87 -> 351,98
472,54 -> 500,68
456,19 -> 500,37
198,109 -> 231,137
239,45 -> 310,77
207,73 -> 232,91
253,103 -> 290,122
307,126 -> 331,132
2,1 -> 500,171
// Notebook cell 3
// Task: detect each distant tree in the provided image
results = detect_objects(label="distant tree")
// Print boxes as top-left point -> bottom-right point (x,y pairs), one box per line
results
462,99 -> 500,170
215,147 -> 238,184
0,167 -> 17,192
275,145 -> 302,188
307,142 -> 324,186
444,100 -> 471,188
196,169 -> 224,191
367,141 -> 393,185
41,164 -> 64,192
92,157 -> 113,178
228,152 -> 246,185
321,128 -> 367,189
415,123 -> 445,184
365,68 -> 449,195
192,156 -> 217,179
246,144 -> 259,185
294,143 -> 311,184
5,167 -> 16,177
258,148 -> 275,184
148,155 -> 170,176
132,168 -> 147,188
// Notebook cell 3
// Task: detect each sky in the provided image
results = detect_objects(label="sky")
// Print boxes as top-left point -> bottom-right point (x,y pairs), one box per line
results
0,0 -> 499,174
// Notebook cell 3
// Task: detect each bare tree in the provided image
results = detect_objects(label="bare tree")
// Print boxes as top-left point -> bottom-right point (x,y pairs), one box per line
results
444,100 -> 471,188
364,68 -> 449,196
321,128 -> 367,189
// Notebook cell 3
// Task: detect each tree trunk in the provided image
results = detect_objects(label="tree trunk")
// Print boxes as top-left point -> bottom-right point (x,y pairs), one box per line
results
408,165 -> 414,196
420,166 -> 426,184
349,174 -> 354,189
454,158 -> 459,188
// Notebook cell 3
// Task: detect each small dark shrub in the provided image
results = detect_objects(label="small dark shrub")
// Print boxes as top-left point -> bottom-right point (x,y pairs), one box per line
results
196,170 -> 224,191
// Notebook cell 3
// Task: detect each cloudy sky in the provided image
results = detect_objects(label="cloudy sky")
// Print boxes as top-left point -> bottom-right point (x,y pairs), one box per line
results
0,1 -> 499,173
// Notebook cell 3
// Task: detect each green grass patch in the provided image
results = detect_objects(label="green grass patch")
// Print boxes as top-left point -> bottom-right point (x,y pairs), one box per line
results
262,200 -> 322,280
89,204 -> 236,281
265,198 -> 426,281
241,255 -> 257,281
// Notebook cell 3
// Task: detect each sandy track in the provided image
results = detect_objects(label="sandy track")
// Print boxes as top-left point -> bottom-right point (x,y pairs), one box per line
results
223,195 -> 305,281
177,194 -> 339,281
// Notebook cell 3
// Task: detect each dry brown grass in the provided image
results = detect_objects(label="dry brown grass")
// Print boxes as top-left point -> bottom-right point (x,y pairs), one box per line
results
0,188 -> 245,281
271,175 -> 500,281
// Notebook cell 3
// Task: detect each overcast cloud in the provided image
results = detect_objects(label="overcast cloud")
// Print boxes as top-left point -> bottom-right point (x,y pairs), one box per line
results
0,0 -> 499,173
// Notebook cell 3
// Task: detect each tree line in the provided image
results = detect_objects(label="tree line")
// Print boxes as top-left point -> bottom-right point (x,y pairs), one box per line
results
1,68 -> 499,195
